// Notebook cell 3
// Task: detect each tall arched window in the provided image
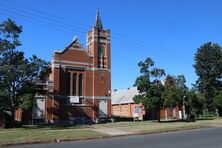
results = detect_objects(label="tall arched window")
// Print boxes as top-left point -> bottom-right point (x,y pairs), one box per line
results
66,72 -> 71,96
78,74 -> 83,96
73,73 -> 77,96
98,43 -> 106,68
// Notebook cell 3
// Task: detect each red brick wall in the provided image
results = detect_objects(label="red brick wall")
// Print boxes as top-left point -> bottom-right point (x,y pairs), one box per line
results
53,48 -> 89,63
14,108 -> 32,124
45,26 -> 111,123
160,106 -> 180,120
112,103 -> 144,118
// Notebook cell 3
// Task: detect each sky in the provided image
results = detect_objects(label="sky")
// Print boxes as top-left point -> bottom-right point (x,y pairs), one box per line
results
0,0 -> 222,90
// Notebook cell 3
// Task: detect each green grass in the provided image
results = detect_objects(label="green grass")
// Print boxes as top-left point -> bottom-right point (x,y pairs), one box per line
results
1,118 -> 222,146
0,128 -> 107,145
94,118 -> 222,133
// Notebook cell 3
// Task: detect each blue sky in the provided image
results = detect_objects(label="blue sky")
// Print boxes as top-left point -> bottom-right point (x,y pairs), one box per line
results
0,0 -> 222,90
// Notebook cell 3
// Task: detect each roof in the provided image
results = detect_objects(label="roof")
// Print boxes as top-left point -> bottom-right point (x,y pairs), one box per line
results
54,37 -> 85,54
111,87 -> 139,105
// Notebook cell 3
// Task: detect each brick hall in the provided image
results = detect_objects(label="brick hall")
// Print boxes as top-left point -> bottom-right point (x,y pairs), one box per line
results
27,11 -> 112,124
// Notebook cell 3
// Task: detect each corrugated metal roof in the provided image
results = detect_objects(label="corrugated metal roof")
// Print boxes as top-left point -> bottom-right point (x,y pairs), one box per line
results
111,87 -> 139,105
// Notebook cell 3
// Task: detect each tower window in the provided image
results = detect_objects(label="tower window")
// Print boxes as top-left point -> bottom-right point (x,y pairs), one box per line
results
98,43 -> 106,68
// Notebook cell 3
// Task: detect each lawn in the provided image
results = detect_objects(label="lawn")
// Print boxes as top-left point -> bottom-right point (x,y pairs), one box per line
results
0,127 -> 107,146
1,118 -> 222,146
93,117 -> 222,133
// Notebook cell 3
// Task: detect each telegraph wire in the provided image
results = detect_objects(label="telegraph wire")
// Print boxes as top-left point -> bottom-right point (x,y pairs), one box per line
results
0,7 -> 191,64
113,42 -> 191,66
0,6 -> 86,35
0,1 -> 193,64
0,0 -> 192,58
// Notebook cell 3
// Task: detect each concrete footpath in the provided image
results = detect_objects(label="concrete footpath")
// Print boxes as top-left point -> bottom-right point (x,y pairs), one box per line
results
91,127 -> 135,136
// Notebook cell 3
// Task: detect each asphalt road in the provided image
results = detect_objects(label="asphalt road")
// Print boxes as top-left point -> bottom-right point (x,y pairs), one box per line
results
14,128 -> 222,148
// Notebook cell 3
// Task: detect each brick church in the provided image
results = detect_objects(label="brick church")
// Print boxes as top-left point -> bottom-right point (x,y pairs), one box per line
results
28,11 -> 111,124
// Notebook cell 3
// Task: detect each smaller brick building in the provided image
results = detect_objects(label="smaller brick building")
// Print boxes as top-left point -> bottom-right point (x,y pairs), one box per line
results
112,87 -> 181,120
112,87 -> 145,120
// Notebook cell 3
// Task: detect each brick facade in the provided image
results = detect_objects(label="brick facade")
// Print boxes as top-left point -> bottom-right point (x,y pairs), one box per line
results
44,11 -> 111,124
112,103 -> 145,120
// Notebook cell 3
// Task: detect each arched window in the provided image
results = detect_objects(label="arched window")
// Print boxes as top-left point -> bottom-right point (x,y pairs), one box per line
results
78,74 -> 83,96
73,73 -> 77,96
66,72 -> 71,96
98,43 -> 106,68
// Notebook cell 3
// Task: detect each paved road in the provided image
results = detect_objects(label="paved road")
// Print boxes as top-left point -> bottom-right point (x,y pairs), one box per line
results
14,128 -> 222,148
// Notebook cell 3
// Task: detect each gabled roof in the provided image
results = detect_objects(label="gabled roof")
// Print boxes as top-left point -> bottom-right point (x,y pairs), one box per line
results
54,37 -> 85,54
111,87 -> 139,105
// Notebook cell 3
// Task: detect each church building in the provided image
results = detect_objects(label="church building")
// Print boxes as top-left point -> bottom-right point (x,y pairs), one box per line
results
33,11 -> 111,124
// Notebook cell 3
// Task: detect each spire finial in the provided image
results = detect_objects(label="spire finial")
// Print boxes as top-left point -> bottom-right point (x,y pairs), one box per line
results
95,9 -> 103,29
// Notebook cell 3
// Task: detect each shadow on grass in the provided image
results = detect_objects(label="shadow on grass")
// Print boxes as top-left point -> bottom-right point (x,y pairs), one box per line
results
21,124 -> 84,130
158,119 -> 196,123
158,117 -> 217,123
196,118 -> 214,121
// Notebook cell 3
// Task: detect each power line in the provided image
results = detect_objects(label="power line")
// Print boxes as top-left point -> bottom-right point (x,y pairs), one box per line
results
0,6 -> 86,35
112,35 -> 188,59
112,32 -> 192,57
0,0 -> 91,30
0,0 -> 192,58
113,42 -> 191,66
0,1 -> 194,64
0,7 -> 191,64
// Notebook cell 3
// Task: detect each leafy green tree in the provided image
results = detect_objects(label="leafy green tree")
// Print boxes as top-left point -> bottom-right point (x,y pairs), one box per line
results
161,75 -> 189,119
185,90 -> 205,117
213,91 -> 222,108
213,91 -> 222,116
174,75 -> 188,119
194,42 -> 222,111
0,19 -> 48,126
134,57 -> 165,122
162,75 -> 179,109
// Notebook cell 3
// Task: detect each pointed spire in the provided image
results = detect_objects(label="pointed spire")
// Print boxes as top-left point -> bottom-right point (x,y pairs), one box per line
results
95,10 -> 103,29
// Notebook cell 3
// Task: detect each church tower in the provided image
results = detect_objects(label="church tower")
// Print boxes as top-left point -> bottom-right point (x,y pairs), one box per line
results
87,10 -> 111,70
87,10 -> 111,121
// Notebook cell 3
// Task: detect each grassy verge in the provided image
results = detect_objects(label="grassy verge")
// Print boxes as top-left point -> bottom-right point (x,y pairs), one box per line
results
94,117 -> 222,133
0,128 -> 107,146
0,118 -> 222,146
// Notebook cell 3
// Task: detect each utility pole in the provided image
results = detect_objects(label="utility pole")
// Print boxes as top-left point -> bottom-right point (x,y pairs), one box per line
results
182,95 -> 186,119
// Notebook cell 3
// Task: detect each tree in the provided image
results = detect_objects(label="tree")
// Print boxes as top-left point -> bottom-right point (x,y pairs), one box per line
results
194,42 -> 222,111
174,75 -> 188,119
161,75 -> 190,119
213,91 -> 222,108
213,91 -> 222,116
185,90 -> 205,117
134,57 -> 165,122
162,75 -> 179,110
0,19 -> 48,127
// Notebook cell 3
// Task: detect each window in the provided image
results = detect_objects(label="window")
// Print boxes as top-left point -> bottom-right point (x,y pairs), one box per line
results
73,73 -> 77,96
78,74 -> 83,96
98,43 -> 106,68
66,72 -> 71,96
102,56 -> 106,68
